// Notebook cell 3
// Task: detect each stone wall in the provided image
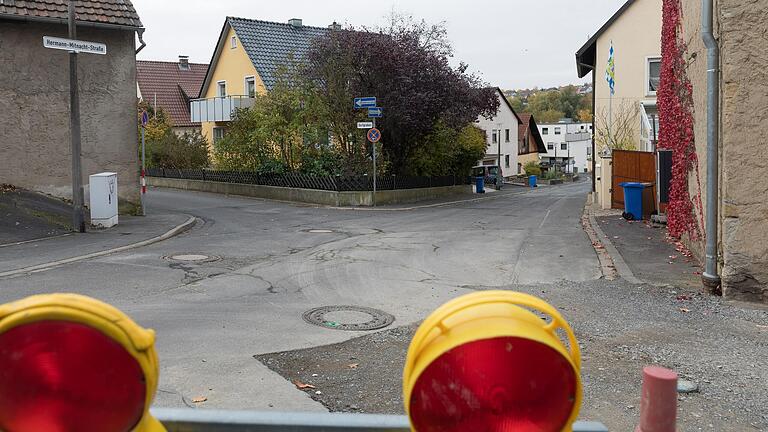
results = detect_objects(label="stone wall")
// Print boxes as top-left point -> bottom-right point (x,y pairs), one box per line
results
0,20 -> 140,213
681,0 -> 768,302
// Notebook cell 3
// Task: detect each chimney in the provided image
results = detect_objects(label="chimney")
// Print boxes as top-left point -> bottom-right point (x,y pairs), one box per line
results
178,55 -> 190,70
288,18 -> 303,28
328,21 -> 341,31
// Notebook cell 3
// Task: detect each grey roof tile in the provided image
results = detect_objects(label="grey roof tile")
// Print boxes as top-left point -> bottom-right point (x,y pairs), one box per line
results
228,17 -> 328,91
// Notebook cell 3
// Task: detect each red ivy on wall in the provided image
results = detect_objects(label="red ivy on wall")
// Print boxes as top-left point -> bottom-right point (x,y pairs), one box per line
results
658,0 -> 703,239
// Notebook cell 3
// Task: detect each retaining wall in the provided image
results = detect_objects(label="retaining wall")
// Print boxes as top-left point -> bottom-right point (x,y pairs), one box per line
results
147,177 -> 471,207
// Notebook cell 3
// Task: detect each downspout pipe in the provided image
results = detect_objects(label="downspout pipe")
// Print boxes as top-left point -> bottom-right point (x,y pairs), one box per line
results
701,0 -> 721,290
135,28 -> 147,55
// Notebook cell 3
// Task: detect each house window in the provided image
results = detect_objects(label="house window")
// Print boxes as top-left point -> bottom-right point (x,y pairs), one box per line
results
587,147 -> 593,156
245,76 -> 256,98
561,143 -> 568,150
517,163 -> 522,174
217,81 -> 226,97
647,57 -> 661,95
213,127 -> 226,144
231,36 -> 237,49
505,129 -> 510,143
555,127 -> 561,135
547,143 -> 554,150
492,131 -> 498,144
542,127 -> 549,135
505,155 -> 510,168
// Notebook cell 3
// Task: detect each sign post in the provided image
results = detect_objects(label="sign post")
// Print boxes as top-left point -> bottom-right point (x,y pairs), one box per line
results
67,1 -> 85,233
140,111 -> 148,216
355,97 -> 382,207
367,125 -> 382,207
45,1 -> 108,232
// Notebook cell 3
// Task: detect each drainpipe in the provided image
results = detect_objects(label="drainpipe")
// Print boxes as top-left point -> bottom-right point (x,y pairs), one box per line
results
701,0 -> 721,290
135,28 -> 147,54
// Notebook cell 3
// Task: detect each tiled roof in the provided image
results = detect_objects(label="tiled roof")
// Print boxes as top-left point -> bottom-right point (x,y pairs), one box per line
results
137,60 -> 208,128
518,113 -> 532,142
0,0 -> 142,29
228,17 -> 328,90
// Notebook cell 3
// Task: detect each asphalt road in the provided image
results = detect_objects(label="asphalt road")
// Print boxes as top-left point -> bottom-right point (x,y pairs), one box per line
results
0,181 -> 599,412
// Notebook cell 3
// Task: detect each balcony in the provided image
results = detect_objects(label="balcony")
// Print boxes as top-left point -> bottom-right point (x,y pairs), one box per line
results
190,95 -> 254,123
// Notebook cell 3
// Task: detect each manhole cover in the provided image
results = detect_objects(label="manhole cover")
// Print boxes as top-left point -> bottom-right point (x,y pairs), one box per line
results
302,306 -> 395,331
305,229 -> 335,234
164,254 -> 220,263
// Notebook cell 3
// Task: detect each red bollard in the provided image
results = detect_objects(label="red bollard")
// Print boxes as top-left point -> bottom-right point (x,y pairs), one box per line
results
636,366 -> 678,432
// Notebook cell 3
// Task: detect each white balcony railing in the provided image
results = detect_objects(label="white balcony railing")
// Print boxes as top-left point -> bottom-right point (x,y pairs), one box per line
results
190,95 -> 254,123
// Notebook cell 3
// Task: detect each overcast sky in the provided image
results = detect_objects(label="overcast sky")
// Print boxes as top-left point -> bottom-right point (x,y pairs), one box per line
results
131,0 -> 627,90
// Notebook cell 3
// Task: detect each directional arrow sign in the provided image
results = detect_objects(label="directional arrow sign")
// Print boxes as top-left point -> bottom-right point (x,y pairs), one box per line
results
368,107 -> 383,118
354,97 -> 377,109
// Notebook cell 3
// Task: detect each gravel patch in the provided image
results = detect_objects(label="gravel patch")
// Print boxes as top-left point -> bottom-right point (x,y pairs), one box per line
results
256,279 -> 768,431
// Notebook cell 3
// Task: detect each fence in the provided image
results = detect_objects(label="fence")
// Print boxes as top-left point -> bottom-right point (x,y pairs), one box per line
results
146,168 -> 467,192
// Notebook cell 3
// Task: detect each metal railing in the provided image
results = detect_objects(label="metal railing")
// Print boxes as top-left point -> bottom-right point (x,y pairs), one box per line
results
190,95 -> 255,123
152,408 -> 609,431
146,168 -> 468,192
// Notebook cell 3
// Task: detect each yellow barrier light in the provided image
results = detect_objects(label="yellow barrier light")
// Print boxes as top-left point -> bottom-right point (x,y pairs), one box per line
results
0,294 -> 165,432
403,291 -> 582,432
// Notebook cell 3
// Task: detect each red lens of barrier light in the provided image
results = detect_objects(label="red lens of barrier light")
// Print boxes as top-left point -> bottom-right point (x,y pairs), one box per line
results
0,321 -> 147,432
409,336 -> 577,432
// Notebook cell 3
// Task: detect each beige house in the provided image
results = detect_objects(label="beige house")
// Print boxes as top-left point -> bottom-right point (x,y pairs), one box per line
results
680,0 -> 768,303
575,0 -> 662,209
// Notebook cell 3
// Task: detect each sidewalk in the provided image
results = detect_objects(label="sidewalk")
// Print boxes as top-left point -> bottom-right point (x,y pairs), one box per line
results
588,206 -> 703,290
0,213 -> 194,276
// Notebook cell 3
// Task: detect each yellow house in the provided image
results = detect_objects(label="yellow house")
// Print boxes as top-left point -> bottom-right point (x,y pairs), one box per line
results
192,17 -> 331,148
576,0 -> 662,154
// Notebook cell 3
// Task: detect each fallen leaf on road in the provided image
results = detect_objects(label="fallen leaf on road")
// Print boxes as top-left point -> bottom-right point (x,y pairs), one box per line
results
613,236 -> 620,239
669,255 -> 678,259
293,380 -> 316,390
191,396 -> 207,403
647,237 -> 653,240
679,308 -> 690,313
676,295 -> 692,301
347,363 -> 359,369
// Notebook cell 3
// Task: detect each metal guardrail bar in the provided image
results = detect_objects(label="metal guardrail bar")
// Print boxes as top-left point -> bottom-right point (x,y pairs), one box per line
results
152,408 -> 609,432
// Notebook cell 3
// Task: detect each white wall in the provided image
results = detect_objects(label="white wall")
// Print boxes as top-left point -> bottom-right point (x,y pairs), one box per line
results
537,122 -> 593,172
476,91 -> 519,177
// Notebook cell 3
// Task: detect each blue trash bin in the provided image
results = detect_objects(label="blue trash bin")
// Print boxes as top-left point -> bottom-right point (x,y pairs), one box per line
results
529,175 -> 538,188
620,182 -> 646,220
475,176 -> 485,194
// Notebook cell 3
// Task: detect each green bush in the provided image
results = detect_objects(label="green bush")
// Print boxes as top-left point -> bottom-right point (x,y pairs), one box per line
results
523,161 -> 542,177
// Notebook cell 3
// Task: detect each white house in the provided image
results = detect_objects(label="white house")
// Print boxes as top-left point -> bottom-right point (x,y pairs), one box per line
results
475,88 -> 521,178
537,120 -> 593,173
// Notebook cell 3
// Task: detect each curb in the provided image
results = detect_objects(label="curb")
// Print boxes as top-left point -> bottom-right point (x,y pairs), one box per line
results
582,203 -> 643,283
325,188 -> 529,212
0,216 -> 197,278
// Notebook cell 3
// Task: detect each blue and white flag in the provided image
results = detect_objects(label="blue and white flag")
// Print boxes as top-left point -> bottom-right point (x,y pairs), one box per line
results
605,42 -> 615,95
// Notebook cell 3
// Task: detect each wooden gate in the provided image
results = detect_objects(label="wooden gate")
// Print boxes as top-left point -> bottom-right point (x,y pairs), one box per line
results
611,150 -> 656,215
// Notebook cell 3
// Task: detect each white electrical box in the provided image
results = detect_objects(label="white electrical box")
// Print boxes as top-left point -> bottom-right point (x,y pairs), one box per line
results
89,172 -> 118,228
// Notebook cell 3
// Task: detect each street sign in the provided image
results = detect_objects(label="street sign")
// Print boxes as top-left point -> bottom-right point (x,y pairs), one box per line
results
354,97 -> 377,109
141,111 -> 149,127
367,128 -> 382,143
357,121 -> 374,129
368,107 -> 383,118
43,36 -> 107,55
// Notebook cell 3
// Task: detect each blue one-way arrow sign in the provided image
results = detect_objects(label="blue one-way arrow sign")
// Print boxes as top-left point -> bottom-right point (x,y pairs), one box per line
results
354,97 -> 377,109
368,107 -> 383,118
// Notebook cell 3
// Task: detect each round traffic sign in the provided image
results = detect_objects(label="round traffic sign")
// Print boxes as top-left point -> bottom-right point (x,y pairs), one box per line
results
367,128 -> 381,143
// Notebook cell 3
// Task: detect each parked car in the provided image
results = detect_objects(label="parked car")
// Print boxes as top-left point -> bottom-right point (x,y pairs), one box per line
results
471,165 -> 503,190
